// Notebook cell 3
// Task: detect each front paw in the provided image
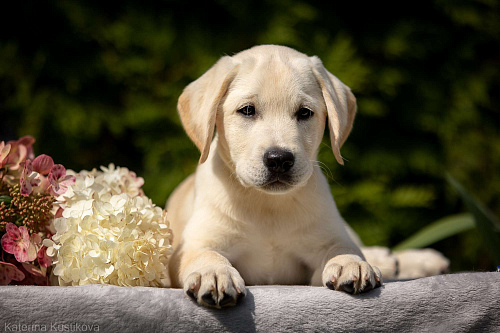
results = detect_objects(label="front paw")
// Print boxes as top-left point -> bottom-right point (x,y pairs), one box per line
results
322,254 -> 382,294
183,265 -> 246,308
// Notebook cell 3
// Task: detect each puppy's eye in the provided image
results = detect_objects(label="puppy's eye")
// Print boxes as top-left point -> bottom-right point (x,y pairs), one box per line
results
296,108 -> 314,121
238,105 -> 256,117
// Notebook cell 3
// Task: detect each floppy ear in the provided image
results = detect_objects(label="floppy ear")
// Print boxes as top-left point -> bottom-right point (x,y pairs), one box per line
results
310,56 -> 357,165
178,56 -> 239,164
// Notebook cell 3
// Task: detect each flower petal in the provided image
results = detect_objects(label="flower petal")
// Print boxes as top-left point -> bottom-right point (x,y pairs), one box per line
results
23,159 -> 34,175
84,175 -> 94,188
20,181 -> 33,196
14,245 -> 29,262
16,136 -> 35,148
42,239 -> 55,247
53,264 -> 65,276
22,262 -> 45,277
50,180 -> 60,194
4,143 -> 27,171
49,164 -> 66,180
31,233 -> 42,245
38,246 -> 53,267
0,142 -> 11,165
20,160 -> 37,196
29,176 -> 41,187
32,154 -> 54,175
37,174 -> 51,193
19,226 -> 30,243
17,136 -> 35,160
0,261 -> 25,285
26,241 -> 38,262
49,164 -> 70,194
1,235 -> 19,255
5,223 -> 21,240
60,175 -> 76,186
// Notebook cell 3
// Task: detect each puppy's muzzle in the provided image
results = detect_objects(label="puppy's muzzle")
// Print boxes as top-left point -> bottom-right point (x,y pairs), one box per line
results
263,148 -> 295,174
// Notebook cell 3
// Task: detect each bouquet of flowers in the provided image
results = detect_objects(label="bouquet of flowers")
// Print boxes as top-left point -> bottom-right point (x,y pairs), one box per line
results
0,136 -> 70,285
1,136 -> 173,287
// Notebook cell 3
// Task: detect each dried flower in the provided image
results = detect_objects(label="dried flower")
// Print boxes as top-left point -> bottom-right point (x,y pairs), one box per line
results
0,136 -> 63,286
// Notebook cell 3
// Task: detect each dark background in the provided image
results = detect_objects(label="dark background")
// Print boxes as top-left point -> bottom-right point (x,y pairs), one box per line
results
1,0 -> 499,271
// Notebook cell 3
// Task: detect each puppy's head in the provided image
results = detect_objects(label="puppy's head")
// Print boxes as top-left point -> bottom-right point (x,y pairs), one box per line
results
178,45 -> 356,194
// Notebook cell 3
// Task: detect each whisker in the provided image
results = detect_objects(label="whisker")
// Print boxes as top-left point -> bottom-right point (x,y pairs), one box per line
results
320,141 -> 332,150
311,160 -> 333,180
310,159 -> 343,187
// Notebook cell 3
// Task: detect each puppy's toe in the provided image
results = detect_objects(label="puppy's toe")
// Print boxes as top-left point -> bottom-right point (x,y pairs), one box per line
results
338,280 -> 355,293
201,291 -> 217,306
337,261 -> 361,294
183,265 -> 246,308
197,270 -> 218,306
219,292 -> 235,307
184,272 -> 201,300
357,261 -> 377,293
322,262 -> 342,290
218,291 -> 244,307
215,266 -> 246,307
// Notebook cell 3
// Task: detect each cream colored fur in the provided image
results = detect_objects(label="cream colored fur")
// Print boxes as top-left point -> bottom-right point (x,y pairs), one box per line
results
167,45 -> 382,308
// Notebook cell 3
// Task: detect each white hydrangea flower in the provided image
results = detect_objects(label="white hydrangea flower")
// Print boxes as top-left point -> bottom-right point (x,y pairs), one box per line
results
45,164 -> 172,287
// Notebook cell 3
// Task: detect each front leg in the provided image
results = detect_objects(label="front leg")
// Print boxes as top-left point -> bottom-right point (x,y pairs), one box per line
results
179,249 -> 246,308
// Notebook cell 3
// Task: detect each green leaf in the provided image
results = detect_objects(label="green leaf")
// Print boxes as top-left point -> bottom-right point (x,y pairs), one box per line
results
392,213 -> 475,251
446,174 -> 500,263
0,195 -> 12,204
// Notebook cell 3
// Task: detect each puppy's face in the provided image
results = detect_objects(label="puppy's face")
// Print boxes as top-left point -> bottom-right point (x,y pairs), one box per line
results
178,45 -> 356,195
219,56 -> 326,194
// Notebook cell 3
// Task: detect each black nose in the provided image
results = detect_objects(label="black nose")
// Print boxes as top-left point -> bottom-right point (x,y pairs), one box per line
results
263,148 -> 295,173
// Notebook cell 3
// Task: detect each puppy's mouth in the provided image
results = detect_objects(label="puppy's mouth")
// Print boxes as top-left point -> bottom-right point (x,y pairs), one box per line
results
259,174 -> 294,192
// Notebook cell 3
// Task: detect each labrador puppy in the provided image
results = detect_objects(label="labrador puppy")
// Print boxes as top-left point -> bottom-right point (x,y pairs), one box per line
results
167,45 -> 382,308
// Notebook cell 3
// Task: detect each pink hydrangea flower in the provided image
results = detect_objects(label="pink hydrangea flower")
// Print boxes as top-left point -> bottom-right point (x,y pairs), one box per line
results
0,261 -> 25,285
48,164 -> 76,195
20,159 -> 41,196
1,223 -> 37,262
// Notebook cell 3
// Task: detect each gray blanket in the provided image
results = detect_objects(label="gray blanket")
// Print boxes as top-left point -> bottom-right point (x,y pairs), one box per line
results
1,272 -> 499,333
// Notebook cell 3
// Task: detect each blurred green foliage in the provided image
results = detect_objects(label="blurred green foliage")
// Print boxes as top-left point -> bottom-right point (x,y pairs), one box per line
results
1,0 -> 499,271
447,174 -> 500,263
392,213 -> 475,251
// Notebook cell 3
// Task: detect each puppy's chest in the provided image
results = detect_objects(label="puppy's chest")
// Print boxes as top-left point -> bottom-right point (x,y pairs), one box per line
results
225,228 -> 311,285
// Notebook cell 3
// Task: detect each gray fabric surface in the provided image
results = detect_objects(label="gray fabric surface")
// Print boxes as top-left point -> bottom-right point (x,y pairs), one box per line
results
1,272 -> 499,333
